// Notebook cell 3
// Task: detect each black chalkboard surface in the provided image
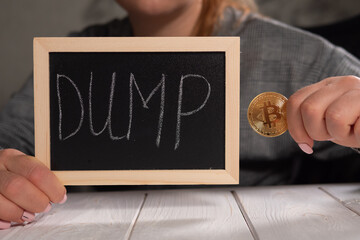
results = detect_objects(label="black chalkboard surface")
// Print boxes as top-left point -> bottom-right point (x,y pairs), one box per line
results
50,52 -> 225,170
34,37 -> 239,185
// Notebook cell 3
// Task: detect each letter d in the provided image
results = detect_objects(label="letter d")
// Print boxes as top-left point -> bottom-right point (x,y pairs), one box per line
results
56,74 -> 84,140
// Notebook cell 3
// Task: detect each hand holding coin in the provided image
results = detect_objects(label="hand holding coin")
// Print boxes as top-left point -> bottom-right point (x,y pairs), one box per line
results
248,76 -> 360,154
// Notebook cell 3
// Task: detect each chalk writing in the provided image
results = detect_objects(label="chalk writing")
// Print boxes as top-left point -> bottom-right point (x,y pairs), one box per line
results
89,72 -> 127,140
57,74 -> 84,141
129,73 -> 166,147
175,74 -> 211,150
56,72 -> 210,150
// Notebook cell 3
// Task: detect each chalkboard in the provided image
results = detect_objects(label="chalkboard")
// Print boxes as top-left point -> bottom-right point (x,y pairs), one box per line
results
34,37 -> 239,185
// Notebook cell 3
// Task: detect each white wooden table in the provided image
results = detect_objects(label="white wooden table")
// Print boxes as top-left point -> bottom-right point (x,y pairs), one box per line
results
1,184 -> 360,240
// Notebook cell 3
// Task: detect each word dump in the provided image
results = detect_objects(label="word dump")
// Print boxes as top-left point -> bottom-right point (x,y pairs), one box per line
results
56,72 -> 211,150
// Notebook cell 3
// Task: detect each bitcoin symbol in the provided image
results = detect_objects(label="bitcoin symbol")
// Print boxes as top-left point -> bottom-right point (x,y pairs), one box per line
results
247,92 -> 288,137
261,101 -> 281,128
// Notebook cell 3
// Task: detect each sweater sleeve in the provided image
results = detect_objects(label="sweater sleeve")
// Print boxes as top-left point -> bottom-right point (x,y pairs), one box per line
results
320,45 -> 360,79
0,75 -> 35,155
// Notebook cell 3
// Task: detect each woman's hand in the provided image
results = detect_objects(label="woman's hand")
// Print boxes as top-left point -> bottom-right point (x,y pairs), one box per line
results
0,149 -> 66,229
287,75 -> 360,154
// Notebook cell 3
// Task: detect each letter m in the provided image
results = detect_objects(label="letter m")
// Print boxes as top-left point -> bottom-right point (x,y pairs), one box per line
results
128,73 -> 165,147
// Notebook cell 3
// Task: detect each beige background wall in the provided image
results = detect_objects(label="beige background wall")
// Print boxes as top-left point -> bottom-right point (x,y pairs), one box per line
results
0,0 -> 360,110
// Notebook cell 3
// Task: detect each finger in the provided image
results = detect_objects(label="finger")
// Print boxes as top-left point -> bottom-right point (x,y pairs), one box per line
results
1,150 -> 66,203
0,219 -> 11,230
325,89 -> 360,147
0,170 -> 50,213
0,193 -> 26,223
287,81 -> 329,152
300,82 -> 351,141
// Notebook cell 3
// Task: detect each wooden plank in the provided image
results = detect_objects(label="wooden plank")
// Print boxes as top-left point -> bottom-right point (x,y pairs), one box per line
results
0,191 -> 145,240
320,184 -> 360,215
129,189 -> 253,240
235,185 -> 360,240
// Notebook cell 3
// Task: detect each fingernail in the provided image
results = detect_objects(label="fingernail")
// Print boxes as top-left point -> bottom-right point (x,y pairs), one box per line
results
22,211 -> 35,222
298,143 -> 313,154
59,194 -> 67,204
327,138 -> 335,141
0,220 -> 11,230
43,203 -> 52,213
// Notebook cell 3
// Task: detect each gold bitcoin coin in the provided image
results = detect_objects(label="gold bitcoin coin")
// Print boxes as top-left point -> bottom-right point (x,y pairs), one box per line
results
247,92 -> 288,137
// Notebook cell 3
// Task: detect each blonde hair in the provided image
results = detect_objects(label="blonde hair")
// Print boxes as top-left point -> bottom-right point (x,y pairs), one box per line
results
192,0 -> 258,36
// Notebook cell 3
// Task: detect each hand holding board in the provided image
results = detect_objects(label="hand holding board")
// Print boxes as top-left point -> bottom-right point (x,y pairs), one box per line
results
34,37 -> 239,185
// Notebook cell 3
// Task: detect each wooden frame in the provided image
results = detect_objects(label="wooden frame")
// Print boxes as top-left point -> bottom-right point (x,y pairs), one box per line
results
34,37 -> 240,185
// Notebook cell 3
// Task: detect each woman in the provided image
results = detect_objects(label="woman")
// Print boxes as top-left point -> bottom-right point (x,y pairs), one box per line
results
0,0 -> 359,229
